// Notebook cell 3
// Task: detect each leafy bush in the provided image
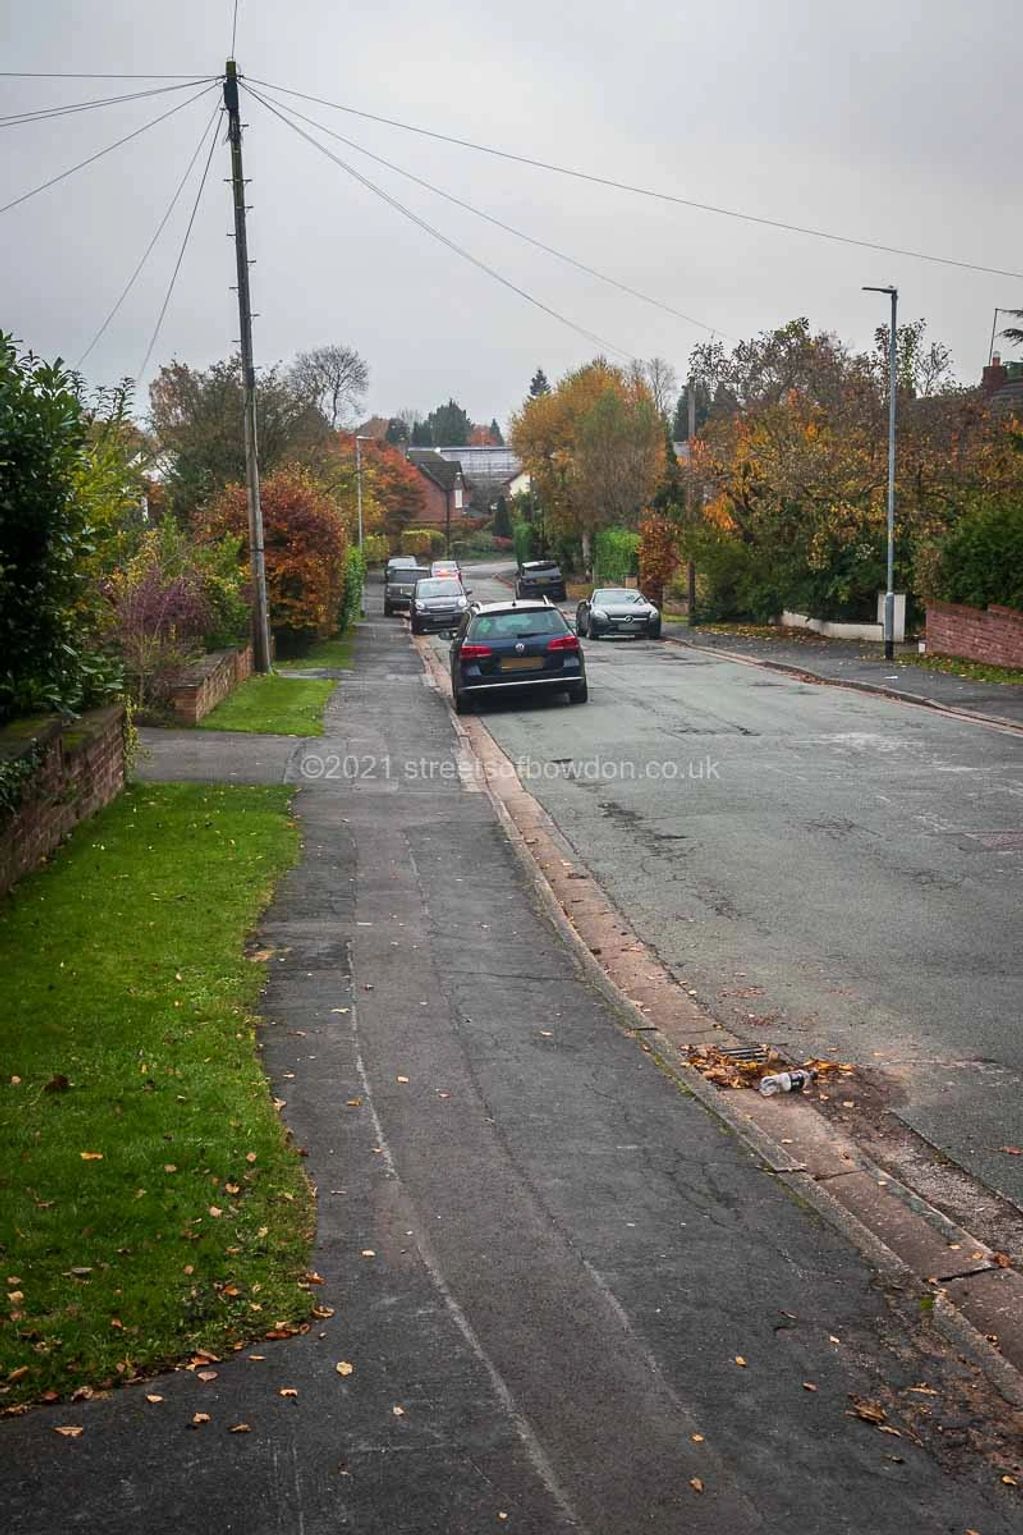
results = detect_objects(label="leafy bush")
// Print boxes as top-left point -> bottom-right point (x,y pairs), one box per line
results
108,533 -> 212,713
512,519 -> 536,564
338,545 -> 366,633
595,527 -> 640,585
400,527 -> 445,557
361,532 -> 388,566
201,467 -> 347,652
0,336 -> 122,721
926,496 -> 1023,611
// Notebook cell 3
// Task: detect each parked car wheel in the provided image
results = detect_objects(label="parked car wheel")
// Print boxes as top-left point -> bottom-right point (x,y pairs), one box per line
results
453,686 -> 472,714
647,619 -> 662,639
410,616 -> 422,634
568,681 -> 589,704
384,600 -> 394,616
576,612 -> 589,637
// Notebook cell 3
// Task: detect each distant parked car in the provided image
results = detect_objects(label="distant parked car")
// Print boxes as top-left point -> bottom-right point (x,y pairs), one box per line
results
430,559 -> 461,580
411,576 -> 471,635
515,559 -> 566,602
384,563 -> 431,616
576,588 -> 661,639
449,599 -> 587,712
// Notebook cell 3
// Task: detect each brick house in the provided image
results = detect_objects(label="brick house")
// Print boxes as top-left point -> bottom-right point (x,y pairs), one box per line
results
407,450 -> 470,536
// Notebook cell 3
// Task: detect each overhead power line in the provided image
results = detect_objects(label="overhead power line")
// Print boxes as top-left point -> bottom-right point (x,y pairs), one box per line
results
78,100 -> 223,367
249,77 -> 1023,284
252,81 -> 726,341
0,71 -> 211,79
245,85 -> 633,360
0,81 -> 218,216
138,107 -> 223,379
0,78 -> 215,128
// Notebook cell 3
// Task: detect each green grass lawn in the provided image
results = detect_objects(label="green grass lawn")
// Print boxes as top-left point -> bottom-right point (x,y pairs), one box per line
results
276,634 -> 355,671
198,674 -> 334,735
0,784 -> 313,1406
897,651 -> 1023,686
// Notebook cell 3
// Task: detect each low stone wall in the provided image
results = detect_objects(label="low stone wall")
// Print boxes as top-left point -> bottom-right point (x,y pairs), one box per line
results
925,601 -> 1023,669
166,645 -> 253,726
0,706 -> 125,900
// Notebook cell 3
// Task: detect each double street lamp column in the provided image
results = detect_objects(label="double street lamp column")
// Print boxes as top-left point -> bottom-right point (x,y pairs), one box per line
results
355,434 -> 369,618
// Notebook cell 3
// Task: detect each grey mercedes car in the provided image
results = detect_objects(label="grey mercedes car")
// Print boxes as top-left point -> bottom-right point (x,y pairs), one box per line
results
575,587 -> 662,639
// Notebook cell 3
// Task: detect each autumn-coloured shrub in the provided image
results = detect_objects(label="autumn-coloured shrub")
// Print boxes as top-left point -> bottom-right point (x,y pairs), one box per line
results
361,532 -> 388,566
638,514 -> 680,609
108,531 -> 212,712
200,468 -> 347,651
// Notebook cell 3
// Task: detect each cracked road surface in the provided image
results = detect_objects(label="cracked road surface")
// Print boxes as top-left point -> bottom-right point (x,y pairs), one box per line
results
440,566 -> 1023,1220
3,601 -> 1020,1533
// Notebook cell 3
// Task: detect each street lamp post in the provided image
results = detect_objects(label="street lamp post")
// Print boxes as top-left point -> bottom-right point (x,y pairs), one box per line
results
355,433 -> 370,618
864,284 -> 898,661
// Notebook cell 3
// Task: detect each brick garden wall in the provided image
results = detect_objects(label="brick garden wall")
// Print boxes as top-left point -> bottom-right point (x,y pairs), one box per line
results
166,645 -> 253,726
925,601 -> 1023,669
0,706 -> 125,900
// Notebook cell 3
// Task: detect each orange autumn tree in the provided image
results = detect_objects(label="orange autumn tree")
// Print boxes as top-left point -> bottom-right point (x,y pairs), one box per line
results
199,466 -> 347,651
511,359 -> 664,572
330,433 -> 426,542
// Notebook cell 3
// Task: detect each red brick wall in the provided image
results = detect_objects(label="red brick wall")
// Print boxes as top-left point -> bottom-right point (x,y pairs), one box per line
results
167,645 -> 253,726
926,601 -> 1023,669
413,476 -> 449,527
0,706 -> 126,899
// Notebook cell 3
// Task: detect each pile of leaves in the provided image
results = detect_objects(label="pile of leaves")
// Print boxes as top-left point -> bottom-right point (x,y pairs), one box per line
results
685,1044 -> 855,1090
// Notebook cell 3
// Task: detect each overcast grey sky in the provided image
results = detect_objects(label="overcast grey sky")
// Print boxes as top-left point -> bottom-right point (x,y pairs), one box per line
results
2,0 -> 1021,427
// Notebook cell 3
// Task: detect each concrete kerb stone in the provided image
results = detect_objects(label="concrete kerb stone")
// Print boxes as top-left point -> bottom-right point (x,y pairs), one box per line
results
412,631 -> 1023,1405
661,632 -> 1023,736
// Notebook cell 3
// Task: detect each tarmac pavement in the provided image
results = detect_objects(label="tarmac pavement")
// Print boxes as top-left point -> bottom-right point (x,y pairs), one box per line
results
4,605 -> 1021,1533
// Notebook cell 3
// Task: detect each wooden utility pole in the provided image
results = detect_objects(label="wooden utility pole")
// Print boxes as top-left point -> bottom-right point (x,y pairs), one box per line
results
686,381 -> 697,626
224,60 -> 271,672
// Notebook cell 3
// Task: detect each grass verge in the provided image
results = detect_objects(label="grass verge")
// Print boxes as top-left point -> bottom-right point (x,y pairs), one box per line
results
276,634 -> 355,671
0,783 -> 313,1406
198,674 -> 334,735
897,651 -> 1023,686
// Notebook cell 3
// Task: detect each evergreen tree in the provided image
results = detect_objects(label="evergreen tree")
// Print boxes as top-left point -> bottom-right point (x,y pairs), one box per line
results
385,417 -> 407,446
489,417 -> 505,445
529,368 -> 551,398
492,495 -> 512,537
425,399 -> 472,446
410,418 -> 434,447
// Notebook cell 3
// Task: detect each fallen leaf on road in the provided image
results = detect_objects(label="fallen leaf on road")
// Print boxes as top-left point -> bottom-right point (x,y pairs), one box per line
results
828,1335 -> 841,1345
848,1396 -> 887,1425
392,1405 -> 405,1416
305,1272 -> 324,1285
734,1356 -> 747,1367
196,1370 -> 218,1383
189,1413 -> 211,1427
686,1044 -> 781,1089
146,1394 -> 164,1404
53,1426 -> 83,1438
802,1382 -> 818,1392
878,1425 -> 902,1437
690,1433 -> 704,1443
907,1385 -> 938,1396
993,1252 -> 1012,1269
312,1305 -> 335,1320
396,1075 -> 409,1084
229,1423 -> 251,1434
330,1008 -> 349,1015
360,1249 -> 376,1259
79,1152 -> 103,1161
689,1477 -> 705,1494
248,949 -> 273,963
345,1098 -> 362,1108
248,1355 -> 266,1361
336,1361 -> 354,1377
279,1388 -> 299,1398
997,1146 -> 1022,1156
1002,1474 -> 1019,1486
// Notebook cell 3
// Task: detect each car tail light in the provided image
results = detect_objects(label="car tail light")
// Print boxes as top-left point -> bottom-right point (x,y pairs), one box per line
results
547,633 -> 579,652
460,643 -> 493,660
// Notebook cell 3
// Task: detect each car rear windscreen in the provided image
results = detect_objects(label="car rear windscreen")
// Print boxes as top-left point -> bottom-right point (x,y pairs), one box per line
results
388,567 -> 430,583
469,610 -> 567,639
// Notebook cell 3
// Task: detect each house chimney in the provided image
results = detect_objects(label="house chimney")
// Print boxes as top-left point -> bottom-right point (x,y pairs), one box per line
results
981,354 -> 1008,397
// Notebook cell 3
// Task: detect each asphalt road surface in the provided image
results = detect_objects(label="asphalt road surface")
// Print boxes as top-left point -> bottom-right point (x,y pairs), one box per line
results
435,564 -> 1023,1213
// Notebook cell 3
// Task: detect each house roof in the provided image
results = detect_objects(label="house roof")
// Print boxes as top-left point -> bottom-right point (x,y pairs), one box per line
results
433,444 -> 521,489
407,449 -> 464,492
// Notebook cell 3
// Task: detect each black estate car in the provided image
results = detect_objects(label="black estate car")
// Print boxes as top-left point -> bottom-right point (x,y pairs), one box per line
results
575,587 -> 661,639
450,599 -> 587,712
515,559 -> 567,602
384,563 -> 431,616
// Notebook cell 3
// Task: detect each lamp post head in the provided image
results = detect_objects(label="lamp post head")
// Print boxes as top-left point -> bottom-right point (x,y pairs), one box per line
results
863,285 -> 897,297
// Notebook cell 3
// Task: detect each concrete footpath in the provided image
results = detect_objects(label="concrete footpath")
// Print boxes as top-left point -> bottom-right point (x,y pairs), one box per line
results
2,615 -> 1020,1533
663,622 -> 1023,727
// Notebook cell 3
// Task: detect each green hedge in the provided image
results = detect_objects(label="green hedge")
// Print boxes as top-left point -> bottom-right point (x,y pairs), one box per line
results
594,528 -> 639,585
338,545 -> 366,632
930,497 -> 1023,612
400,528 -> 445,557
